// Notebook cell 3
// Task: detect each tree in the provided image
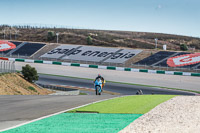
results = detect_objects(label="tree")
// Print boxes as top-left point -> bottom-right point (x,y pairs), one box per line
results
47,31 -> 56,41
87,36 -> 93,45
180,44 -> 188,51
22,64 -> 38,82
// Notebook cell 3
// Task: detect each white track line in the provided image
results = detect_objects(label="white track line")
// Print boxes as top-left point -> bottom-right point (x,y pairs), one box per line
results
0,96 -> 122,132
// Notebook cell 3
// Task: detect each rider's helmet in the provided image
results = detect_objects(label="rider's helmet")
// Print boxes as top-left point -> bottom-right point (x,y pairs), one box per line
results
98,74 -> 101,77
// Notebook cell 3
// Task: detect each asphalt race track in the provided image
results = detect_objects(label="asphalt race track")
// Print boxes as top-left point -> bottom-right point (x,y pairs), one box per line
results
37,74 -> 195,95
0,73 -> 195,131
0,95 -> 116,131
15,62 -> 200,91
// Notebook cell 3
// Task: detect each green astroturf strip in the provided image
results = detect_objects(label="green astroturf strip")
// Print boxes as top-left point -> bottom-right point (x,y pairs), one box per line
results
2,113 -> 142,133
69,95 -> 175,114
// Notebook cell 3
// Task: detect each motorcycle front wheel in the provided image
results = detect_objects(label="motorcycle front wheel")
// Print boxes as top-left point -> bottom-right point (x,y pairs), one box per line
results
96,86 -> 101,95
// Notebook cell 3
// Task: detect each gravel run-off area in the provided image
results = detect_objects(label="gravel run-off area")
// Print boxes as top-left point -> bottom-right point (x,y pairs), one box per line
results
119,96 -> 200,133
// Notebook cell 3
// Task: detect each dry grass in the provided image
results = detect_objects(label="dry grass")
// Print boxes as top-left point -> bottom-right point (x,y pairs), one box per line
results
0,73 -> 54,95
1,26 -> 199,50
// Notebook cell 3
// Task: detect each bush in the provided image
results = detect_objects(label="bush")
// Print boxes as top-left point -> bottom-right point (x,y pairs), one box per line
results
87,36 -> 93,45
180,44 -> 188,51
22,64 -> 39,82
47,31 -> 56,41
28,86 -> 37,92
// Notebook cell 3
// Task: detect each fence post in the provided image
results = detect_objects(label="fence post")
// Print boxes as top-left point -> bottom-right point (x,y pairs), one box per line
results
3,61 -> 5,73
0,61 -> 2,73
13,61 -> 16,73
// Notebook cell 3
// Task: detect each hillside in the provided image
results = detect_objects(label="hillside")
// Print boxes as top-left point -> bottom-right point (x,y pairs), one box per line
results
0,73 -> 53,95
0,25 -> 200,51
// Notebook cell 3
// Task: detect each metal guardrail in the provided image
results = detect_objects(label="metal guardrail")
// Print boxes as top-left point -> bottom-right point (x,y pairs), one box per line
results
36,83 -> 78,91
0,60 -> 15,73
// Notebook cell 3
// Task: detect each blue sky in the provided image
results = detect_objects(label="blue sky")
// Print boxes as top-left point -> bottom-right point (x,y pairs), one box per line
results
0,0 -> 200,37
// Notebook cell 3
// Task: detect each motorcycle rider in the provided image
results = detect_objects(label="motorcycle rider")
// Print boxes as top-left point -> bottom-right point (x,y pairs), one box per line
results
94,74 -> 105,89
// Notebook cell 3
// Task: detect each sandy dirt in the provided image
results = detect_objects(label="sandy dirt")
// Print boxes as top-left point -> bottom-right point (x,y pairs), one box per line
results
0,73 -> 53,95
119,96 -> 200,133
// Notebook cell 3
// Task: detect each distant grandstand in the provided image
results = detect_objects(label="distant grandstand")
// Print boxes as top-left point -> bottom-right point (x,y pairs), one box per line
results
0,40 -> 200,72
40,44 -> 142,64
12,42 -> 45,56
134,51 -> 200,69
0,40 -> 142,65
0,41 -> 46,57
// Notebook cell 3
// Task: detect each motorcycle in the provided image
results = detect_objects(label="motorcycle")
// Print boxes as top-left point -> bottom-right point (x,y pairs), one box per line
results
94,78 -> 103,95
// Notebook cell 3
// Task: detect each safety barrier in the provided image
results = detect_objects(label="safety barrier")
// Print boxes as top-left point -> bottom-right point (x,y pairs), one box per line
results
1,57 -> 200,77
36,83 -> 78,91
0,58 -> 15,73
36,83 -> 80,95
